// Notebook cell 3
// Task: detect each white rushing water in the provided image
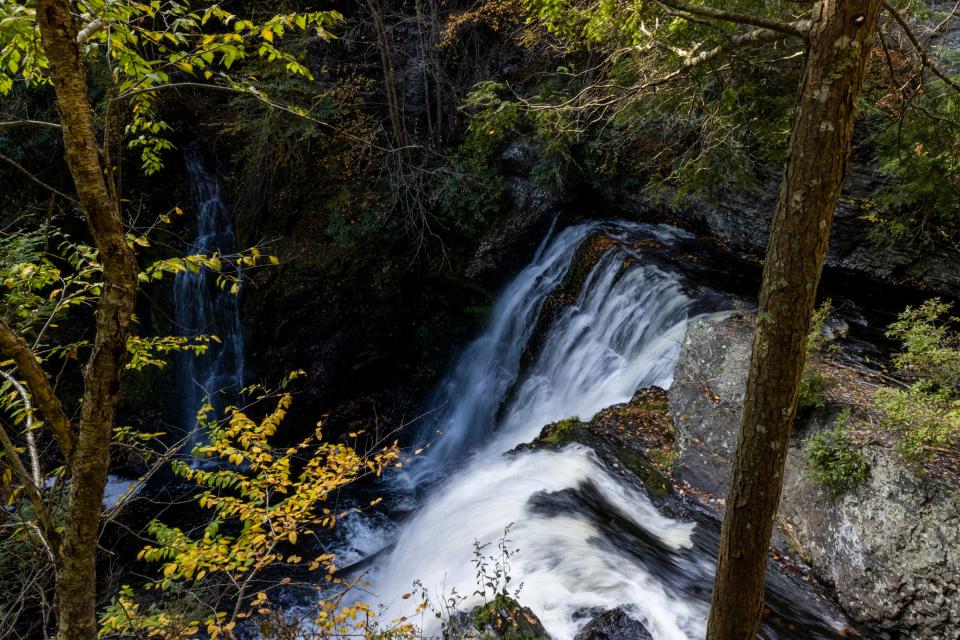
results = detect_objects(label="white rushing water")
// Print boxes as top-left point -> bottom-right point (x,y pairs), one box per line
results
359,221 -> 717,639
173,151 -> 246,452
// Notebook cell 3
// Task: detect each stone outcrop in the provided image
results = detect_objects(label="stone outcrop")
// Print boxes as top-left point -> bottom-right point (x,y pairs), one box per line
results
669,314 -> 960,639
572,608 -> 653,640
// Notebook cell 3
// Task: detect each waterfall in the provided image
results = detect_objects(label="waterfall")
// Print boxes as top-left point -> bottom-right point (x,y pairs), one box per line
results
407,221 -> 692,485
173,151 -> 246,453
346,220 -> 842,640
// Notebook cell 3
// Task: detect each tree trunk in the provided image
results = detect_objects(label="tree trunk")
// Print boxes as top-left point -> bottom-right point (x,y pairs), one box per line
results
366,0 -> 408,148
35,2 -> 139,639
706,1 -> 881,638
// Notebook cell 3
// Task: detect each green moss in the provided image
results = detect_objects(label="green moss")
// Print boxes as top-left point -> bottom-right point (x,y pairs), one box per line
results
648,447 -> 678,471
540,417 -> 580,445
612,446 -> 671,498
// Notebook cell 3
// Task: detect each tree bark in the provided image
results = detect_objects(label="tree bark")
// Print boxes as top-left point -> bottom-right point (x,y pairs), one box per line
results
706,1 -> 881,638
35,2 -> 139,639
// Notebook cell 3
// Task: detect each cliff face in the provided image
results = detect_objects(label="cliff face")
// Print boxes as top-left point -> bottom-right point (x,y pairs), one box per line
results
669,315 -> 960,639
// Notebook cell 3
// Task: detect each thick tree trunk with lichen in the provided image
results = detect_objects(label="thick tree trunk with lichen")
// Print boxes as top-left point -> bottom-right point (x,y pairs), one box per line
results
34,2 -> 139,639
706,1 -> 881,638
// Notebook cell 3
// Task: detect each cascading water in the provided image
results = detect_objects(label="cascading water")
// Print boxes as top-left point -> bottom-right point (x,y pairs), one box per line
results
173,151 -> 246,452
409,221 -> 694,482
343,220 -> 843,640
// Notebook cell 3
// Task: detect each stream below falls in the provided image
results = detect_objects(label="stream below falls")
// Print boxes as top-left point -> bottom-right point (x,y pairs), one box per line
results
330,220 -> 846,639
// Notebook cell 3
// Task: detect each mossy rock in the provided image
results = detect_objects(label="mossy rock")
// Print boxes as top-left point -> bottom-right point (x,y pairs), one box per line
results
444,595 -> 549,640
529,387 -> 678,500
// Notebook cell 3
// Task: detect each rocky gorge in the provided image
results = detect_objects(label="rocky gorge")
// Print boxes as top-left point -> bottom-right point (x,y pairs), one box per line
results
445,223 -> 960,639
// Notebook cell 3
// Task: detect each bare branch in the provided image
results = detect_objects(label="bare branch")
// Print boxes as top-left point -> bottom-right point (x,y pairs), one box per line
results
652,0 -> 810,39
0,320 -> 74,461
0,369 -> 42,486
99,436 -> 188,524
0,421 -> 60,558
0,120 -> 61,130
679,22 -> 808,70
0,153 -> 78,204
113,82 -> 415,154
882,0 -> 960,94
76,20 -> 106,45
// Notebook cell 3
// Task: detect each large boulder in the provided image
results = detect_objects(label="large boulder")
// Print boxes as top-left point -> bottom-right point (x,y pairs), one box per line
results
669,314 -> 960,638
523,386 -> 677,501
573,608 -> 653,640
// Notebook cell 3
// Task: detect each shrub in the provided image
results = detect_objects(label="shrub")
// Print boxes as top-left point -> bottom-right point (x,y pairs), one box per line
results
885,298 -> 960,392
877,299 -> 960,461
100,386 -> 415,640
804,410 -> 868,495
797,368 -> 832,415
797,300 -> 838,419
876,381 -> 960,462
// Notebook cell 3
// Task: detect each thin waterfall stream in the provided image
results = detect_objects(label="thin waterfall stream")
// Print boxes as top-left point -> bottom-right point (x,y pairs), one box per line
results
173,151 -> 246,452
333,220 -> 844,639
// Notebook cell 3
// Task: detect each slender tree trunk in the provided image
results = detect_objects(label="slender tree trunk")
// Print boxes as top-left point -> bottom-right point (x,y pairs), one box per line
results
706,1 -> 881,638
35,2 -> 139,639
366,0 -> 408,148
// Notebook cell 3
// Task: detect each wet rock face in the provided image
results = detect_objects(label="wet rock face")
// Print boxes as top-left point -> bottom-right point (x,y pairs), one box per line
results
518,232 -> 623,371
572,608 -> 653,640
616,161 -> 960,297
465,140 -> 563,284
781,446 -> 960,638
669,314 -> 960,639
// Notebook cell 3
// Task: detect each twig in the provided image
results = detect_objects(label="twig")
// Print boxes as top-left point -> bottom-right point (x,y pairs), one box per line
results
0,153 -> 78,204
0,370 -> 41,486
882,0 -> 960,94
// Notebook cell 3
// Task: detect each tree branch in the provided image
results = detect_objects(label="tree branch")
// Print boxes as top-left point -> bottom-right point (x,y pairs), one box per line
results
681,22 -> 809,69
0,152 -> 78,204
652,0 -> 810,39
113,82 -> 415,154
76,20 -> 106,45
625,23 -> 807,94
0,320 -> 74,461
0,421 -> 60,559
0,369 -> 42,486
0,120 -> 62,130
882,0 -> 960,94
